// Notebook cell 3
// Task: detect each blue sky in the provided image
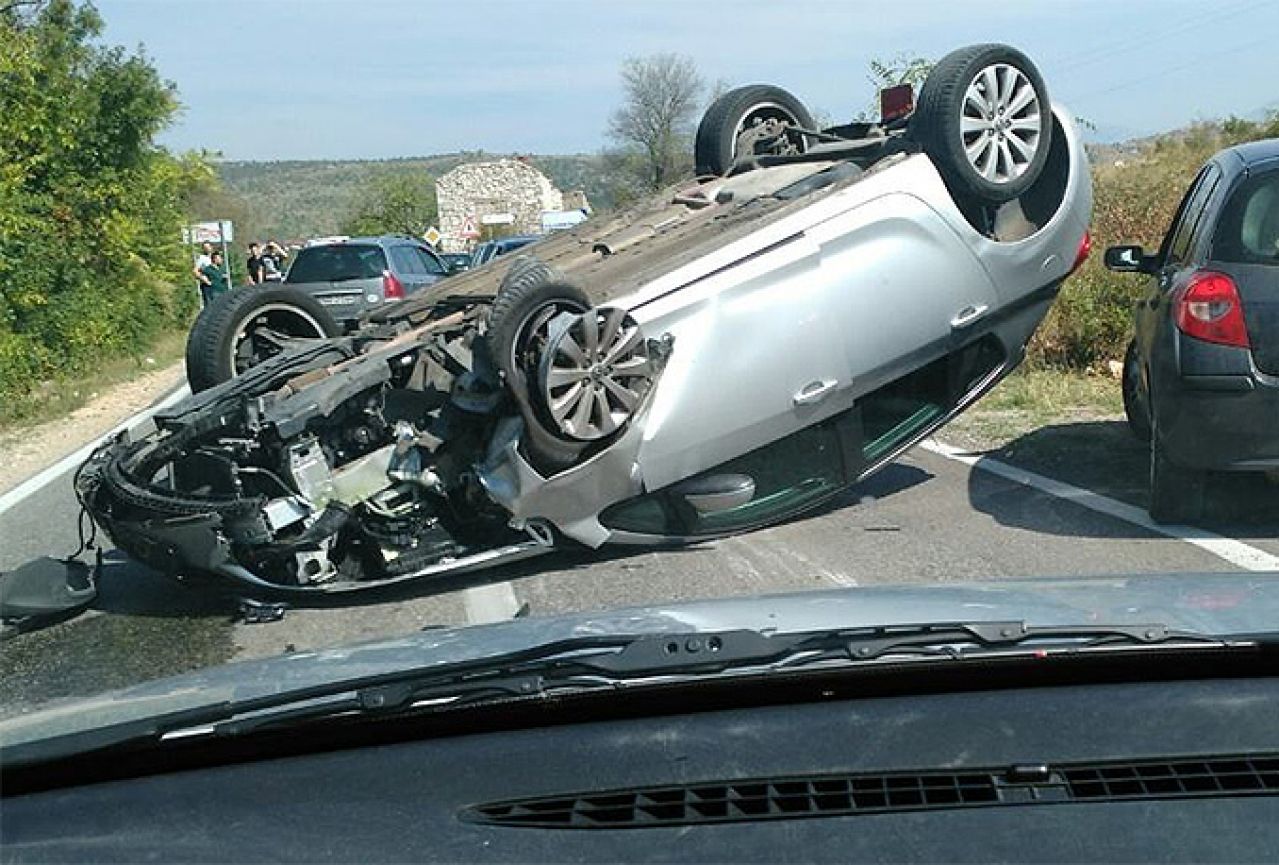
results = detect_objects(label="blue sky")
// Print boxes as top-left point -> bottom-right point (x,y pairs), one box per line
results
94,0 -> 1279,161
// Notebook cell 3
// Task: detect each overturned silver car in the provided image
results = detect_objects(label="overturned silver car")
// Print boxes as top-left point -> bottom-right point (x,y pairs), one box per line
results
79,45 -> 1092,595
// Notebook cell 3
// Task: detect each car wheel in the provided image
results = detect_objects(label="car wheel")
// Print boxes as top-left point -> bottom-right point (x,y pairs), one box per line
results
694,84 -> 815,177
1149,414 -> 1205,525
1121,340 -> 1152,443
911,43 -> 1053,206
537,306 -> 654,441
185,287 -> 340,392
487,257 -> 591,432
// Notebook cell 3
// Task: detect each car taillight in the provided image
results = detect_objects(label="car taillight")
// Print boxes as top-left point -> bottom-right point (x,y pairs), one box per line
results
382,270 -> 405,299
1173,270 -> 1250,348
1070,231 -> 1091,273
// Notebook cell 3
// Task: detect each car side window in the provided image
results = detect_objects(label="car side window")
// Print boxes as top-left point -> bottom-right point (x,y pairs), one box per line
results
389,246 -> 422,276
414,247 -> 445,275
1164,164 -> 1220,267
1211,168 -> 1279,265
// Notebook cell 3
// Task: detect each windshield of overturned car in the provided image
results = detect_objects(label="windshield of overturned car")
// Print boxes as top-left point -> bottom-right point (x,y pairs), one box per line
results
1,0 -> 1277,733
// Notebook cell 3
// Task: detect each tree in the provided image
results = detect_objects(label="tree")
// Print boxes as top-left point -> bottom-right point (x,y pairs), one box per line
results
606,54 -> 704,192
0,0 -> 216,416
340,171 -> 437,239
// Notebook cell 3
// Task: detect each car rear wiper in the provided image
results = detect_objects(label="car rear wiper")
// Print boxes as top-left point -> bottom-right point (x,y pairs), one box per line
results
3,622 -> 1253,767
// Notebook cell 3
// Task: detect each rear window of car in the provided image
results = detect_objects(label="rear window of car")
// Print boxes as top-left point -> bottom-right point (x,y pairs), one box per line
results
1212,169 -> 1279,266
286,244 -> 387,283
414,247 -> 445,275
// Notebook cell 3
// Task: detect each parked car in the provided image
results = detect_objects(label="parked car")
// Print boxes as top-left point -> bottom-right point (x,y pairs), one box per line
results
471,234 -> 541,267
439,251 -> 474,274
1106,138 -> 1279,523
90,44 -> 1091,595
184,235 -> 448,391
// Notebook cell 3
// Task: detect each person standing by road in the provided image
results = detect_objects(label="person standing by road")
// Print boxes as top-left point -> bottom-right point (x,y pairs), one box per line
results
261,241 -> 287,282
200,250 -> 231,301
193,241 -> 215,305
246,242 -> 265,285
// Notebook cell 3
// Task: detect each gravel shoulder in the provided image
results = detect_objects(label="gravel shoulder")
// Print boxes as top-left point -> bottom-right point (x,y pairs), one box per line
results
0,360 -> 186,497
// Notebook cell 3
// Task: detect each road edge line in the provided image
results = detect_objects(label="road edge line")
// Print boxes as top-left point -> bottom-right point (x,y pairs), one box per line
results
921,439 -> 1279,573
0,384 -> 192,516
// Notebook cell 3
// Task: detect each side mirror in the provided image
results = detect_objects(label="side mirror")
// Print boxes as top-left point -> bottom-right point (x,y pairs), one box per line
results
1104,244 -> 1155,273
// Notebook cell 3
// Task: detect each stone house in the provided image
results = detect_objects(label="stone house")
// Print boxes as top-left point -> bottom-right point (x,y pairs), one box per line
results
436,158 -> 567,252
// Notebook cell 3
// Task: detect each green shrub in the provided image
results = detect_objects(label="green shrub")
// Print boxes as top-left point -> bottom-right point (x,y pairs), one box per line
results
0,0 -> 216,412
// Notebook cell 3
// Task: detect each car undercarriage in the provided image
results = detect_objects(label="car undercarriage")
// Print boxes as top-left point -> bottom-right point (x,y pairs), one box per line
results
79,296 -> 600,593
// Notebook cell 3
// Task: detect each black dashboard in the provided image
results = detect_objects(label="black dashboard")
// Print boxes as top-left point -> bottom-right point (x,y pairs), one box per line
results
5,670 -> 1279,863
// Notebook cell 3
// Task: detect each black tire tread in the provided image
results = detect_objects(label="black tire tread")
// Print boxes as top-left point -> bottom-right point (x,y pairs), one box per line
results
1121,340 -> 1152,443
694,84 -> 815,177
487,257 -> 589,384
185,286 -> 339,392
910,43 -> 1052,206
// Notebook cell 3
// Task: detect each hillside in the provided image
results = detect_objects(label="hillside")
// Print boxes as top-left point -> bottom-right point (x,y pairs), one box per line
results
218,152 -> 613,242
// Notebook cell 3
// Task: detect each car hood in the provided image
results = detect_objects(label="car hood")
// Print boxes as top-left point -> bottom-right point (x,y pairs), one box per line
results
3,571 -> 1278,749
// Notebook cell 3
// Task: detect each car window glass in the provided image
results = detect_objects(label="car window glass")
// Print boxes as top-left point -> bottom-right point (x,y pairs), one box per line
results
286,245 -> 387,282
1166,165 -> 1219,266
389,246 -> 423,275
1185,171 -> 1222,257
1211,169 -> 1279,265
414,247 -> 445,274
1158,168 -> 1209,264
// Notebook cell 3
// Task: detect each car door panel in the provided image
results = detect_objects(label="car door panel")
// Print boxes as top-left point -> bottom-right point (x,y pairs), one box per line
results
632,231 -> 845,491
803,193 -> 998,394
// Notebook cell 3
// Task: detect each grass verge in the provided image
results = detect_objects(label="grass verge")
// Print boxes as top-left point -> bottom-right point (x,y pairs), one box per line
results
0,330 -> 188,432
943,366 -> 1124,452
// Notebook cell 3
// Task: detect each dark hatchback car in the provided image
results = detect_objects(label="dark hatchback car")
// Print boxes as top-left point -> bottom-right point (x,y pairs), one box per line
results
469,234 -> 540,267
1107,138 -> 1279,523
285,235 -> 447,329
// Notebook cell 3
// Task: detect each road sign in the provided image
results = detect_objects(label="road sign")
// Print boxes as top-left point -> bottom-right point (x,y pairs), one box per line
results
184,220 -> 233,244
460,215 -> 480,239
480,212 -> 515,226
423,226 -> 441,246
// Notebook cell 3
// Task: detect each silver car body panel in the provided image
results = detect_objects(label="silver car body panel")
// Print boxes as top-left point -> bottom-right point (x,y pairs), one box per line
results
480,106 -> 1092,548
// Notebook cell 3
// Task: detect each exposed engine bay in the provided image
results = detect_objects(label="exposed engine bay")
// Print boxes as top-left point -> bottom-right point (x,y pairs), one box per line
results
77,286 -> 668,594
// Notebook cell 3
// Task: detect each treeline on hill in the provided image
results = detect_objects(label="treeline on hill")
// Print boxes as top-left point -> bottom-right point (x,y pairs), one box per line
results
1032,112 -> 1279,369
0,0 -> 218,418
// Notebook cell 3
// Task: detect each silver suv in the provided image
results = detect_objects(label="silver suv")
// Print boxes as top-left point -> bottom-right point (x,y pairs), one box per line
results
285,236 -> 447,327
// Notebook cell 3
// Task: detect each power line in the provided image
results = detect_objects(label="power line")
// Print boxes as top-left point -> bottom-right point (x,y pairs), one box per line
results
1059,32 -> 1275,102
1043,0 -> 1268,73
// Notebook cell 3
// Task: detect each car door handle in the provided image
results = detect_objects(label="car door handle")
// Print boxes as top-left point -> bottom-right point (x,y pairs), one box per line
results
793,379 -> 837,406
950,304 -> 990,330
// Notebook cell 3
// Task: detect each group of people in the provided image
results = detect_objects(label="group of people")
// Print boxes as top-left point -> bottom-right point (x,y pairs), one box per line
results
192,240 -> 289,306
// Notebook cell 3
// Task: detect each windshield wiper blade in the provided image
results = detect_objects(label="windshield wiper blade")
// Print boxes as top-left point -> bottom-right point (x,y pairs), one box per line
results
570,621 -> 1240,676
8,622 -> 1247,764
243,621 -> 1241,731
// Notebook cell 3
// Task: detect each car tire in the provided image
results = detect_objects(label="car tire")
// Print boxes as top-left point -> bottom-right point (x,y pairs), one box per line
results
1121,340 -> 1152,443
185,286 -> 340,393
1149,414 -> 1205,525
911,43 -> 1053,206
487,256 -> 590,408
694,84 -> 815,177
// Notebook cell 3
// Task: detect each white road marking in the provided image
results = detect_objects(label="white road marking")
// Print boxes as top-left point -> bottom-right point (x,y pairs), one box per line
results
463,580 -> 522,624
0,384 -> 192,516
921,439 -> 1279,573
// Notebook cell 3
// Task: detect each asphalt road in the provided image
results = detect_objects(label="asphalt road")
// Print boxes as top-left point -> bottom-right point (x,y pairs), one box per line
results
2,396 -> 1277,717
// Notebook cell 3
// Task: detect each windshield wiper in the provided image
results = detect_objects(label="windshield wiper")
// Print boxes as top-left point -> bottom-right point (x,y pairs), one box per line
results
178,622 -> 1245,738
4,622 -> 1252,767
